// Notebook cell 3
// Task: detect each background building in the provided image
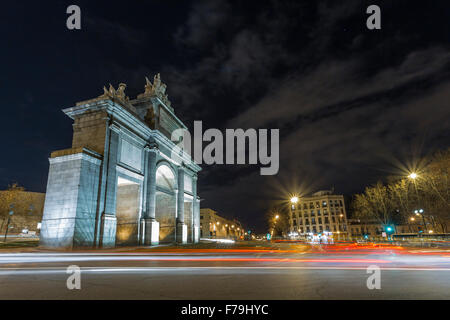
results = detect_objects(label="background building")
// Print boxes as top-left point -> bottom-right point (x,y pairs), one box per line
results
0,186 -> 45,236
289,190 -> 348,239
200,208 -> 244,240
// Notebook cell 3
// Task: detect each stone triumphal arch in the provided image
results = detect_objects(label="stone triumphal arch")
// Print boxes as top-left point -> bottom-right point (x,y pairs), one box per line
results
40,74 -> 201,248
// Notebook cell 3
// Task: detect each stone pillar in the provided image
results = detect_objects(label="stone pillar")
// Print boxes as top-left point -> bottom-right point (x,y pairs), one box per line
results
40,148 -> 102,248
100,125 -> 120,248
192,174 -> 200,243
176,166 -> 187,243
141,144 -> 159,245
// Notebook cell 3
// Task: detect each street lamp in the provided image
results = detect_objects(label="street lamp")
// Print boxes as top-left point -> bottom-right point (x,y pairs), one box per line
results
408,172 -> 418,180
290,196 -> 299,204
414,209 -> 427,232
275,215 -> 279,220
4,204 -> 14,242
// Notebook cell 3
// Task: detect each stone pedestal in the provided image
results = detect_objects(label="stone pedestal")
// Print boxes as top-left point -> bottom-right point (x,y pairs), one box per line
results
141,218 -> 159,245
177,222 -> 187,244
100,213 -> 117,248
40,148 -> 102,249
194,226 -> 200,243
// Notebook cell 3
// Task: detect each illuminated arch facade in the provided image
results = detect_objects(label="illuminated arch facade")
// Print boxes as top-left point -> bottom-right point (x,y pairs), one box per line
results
40,76 -> 201,248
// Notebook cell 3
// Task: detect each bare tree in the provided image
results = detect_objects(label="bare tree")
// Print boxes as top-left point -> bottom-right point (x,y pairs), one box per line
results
352,181 -> 397,227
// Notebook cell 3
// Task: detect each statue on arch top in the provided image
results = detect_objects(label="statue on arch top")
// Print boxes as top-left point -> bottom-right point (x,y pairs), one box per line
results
98,83 -> 129,102
142,73 -> 171,108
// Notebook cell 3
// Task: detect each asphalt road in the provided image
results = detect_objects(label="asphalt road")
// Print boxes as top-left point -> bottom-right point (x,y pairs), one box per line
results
0,244 -> 449,299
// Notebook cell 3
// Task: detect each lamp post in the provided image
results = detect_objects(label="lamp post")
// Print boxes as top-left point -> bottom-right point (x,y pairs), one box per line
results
414,209 -> 427,233
271,214 -> 280,236
4,204 -> 14,242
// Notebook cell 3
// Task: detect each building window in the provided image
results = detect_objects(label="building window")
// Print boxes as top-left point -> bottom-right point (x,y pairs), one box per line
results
200,215 -> 203,219
291,204 -> 295,210
339,200 -> 343,206
325,217 -> 329,224
293,219 -> 297,226
309,202 -> 314,209
315,202 -> 320,208
318,217 -> 322,224
311,217 -> 316,224
322,201 -> 327,207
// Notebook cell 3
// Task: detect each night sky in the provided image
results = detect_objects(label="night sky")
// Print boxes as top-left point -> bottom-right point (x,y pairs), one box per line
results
1,1 -> 449,232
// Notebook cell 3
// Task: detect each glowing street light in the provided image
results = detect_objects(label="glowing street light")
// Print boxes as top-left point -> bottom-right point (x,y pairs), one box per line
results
428,230 -> 434,234
275,215 -> 279,220
410,217 -> 415,221
290,196 -> 299,204
408,172 -> 418,180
